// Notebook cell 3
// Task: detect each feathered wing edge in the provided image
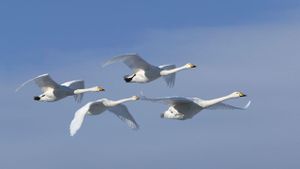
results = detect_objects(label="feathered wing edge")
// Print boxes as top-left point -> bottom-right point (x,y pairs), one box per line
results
108,104 -> 139,130
61,80 -> 85,103
15,74 -> 49,92
69,102 -> 91,136
102,53 -> 138,67
159,64 -> 176,88
207,100 -> 251,110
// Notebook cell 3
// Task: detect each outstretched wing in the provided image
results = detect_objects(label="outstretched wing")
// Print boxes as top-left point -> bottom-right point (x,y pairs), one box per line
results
108,104 -> 139,130
140,95 -> 192,106
207,101 -> 251,110
16,74 -> 59,92
69,102 -> 91,136
159,64 -> 176,88
61,80 -> 85,103
70,100 -> 106,136
103,53 -> 153,72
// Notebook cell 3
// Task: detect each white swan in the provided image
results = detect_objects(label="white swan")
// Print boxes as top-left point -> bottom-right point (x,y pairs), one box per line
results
103,53 -> 197,87
141,92 -> 251,120
70,96 -> 140,136
16,74 -> 105,102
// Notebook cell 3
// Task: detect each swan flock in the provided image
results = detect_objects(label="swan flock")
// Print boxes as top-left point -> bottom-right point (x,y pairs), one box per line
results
17,53 -> 251,136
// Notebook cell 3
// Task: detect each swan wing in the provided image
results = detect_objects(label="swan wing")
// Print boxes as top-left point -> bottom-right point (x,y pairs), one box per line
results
208,101 -> 251,110
141,95 -> 192,106
103,53 -> 153,71
61,80 -> 85,103
159,64 -> 176,88
16,74 -> 59,92
108,104 -> 139,130
70,100 -> 107,136
69,102 -> 91,136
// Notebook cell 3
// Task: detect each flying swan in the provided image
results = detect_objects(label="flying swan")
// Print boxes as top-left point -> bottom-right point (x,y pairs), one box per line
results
102,53 -> 197,87
141,92 -> 251,120
69,96 -> 140,136
16,74 -> 105,102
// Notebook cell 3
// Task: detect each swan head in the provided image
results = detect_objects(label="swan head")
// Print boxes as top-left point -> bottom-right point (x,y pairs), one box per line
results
131,96 -> 140,100
124,74 -> 136,83
185,63 -> 197,69
95,86 -> 105,92
33,93 -> 56,102
231,91 -> 247,98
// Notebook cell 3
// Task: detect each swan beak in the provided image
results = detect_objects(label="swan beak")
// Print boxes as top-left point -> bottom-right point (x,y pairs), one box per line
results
239,92 -> 247,97
97,87 -> 105,92
187,63 -> 196,68
132,96 -> 140,100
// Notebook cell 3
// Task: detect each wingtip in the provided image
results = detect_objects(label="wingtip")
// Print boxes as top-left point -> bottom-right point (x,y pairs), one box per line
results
122,52 -> 139,56
69,123 -> 77,136
131,124 -> 140,131
244,100 -> 251,109
168,83 -> 175,88
36,73 -> 50,79
40,73 -> 49,76
70,129 -> 76,137
139,91 -> 147,100
101,62 -> 109,68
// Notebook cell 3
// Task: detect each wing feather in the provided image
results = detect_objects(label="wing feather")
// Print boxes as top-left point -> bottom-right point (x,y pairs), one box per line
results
159,64 -> 176,88
140,94 -> 192,106
103,53 -> 153,71
69,102 -> 91,136
16,74 -> 59,92
108,104 -> 139,130
61,80 -> 85,103
207,101 -> 251,110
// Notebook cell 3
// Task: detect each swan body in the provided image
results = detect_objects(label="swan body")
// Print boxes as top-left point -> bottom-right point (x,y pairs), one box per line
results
103,53 -> 196,87
70,96 -> 140,136
16,74 -> 105,102
141,92 -> 251,120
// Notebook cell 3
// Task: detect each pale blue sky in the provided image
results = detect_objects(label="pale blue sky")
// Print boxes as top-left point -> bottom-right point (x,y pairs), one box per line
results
1,1 -> 300,169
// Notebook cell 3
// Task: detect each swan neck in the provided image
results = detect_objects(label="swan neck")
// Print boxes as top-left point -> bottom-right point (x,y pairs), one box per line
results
74,87 -> 97,94
109,97 -> 135,106
202,95 -> 234,108
160,65 -> 187,76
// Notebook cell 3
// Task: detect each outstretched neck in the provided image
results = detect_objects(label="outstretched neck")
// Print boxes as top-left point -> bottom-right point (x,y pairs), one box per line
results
201,95 -> 234,108
73,87 -> 99,94
106,97 -> 136,107
160,65 -> 188,76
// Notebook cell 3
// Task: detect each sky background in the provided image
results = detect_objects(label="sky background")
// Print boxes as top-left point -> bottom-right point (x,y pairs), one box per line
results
1,0 -> 300,168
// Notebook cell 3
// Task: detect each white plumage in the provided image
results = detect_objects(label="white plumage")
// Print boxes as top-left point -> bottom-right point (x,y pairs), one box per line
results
103,53 -> 196,87
70,96 -> 140,136
16,74 -> 104,102
141,92 -> 251,120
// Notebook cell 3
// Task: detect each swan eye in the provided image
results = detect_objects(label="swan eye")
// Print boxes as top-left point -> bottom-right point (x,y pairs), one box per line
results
41,94 -> 45,97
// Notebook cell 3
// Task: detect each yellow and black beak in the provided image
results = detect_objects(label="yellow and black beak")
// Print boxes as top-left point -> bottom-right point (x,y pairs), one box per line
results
191,64 -> 197,68
97,87 -> 105,92
239,92 -> 247,97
